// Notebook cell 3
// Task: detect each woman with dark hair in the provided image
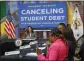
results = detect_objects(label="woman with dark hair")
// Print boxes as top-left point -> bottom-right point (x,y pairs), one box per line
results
22,26 -> 37,39
36,28 -> 68,61
63,28 -> 77,61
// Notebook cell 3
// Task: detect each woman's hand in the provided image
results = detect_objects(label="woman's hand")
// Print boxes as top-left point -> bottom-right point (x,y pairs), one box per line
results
36,48 -> 42,56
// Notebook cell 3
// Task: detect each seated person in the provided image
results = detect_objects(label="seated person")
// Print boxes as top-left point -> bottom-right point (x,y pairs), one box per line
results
22,26 -> 37,39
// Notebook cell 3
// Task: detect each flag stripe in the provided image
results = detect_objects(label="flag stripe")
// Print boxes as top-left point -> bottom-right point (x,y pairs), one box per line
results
11,22 -> 14,30
10,22 -> 15,37
4,19 -> 10,35
4,25 -> 9,35
5,19 -> 9,25
9,22 -> 14,38
8,24 -> 12,38
10,22 -> 15,34
4,18 -> 16,39
10,22 -> 14,37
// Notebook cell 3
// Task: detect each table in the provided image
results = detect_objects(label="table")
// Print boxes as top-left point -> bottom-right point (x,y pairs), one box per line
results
0,39 -> 47,61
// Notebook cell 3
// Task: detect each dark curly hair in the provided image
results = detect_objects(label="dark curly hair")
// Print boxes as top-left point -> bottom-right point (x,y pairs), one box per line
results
51,28 -> 62,37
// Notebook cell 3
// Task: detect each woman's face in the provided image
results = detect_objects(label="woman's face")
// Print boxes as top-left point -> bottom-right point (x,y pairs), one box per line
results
28,27 -> 32,33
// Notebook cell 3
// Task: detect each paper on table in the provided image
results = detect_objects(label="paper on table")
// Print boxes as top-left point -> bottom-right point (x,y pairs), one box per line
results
20,45 -> 31,49
26,53 -> 37,57
38,47 -> 46,50
42,43 -> 46,46
5,51 -> 20,56
29,41 -> 38,45
22,38 -> 36,40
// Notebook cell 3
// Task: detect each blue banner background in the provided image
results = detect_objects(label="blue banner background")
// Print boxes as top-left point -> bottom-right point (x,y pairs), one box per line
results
18,2 -> 67,28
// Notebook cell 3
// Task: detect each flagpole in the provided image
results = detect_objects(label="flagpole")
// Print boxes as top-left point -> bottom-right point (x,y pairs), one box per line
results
7,2 -> 11,18
8,2 -> 11,39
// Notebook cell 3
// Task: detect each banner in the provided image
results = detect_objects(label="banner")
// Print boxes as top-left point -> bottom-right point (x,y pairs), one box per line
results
18,2 -> 67,28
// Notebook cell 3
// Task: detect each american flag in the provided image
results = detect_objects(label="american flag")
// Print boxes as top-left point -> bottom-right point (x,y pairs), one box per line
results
4,8 -> 16,39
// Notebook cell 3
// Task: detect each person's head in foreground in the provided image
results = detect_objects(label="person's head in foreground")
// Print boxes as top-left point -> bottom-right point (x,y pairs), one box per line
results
48,28 -> 63,43
57,23 -> 67,33
36,28 -> 68,61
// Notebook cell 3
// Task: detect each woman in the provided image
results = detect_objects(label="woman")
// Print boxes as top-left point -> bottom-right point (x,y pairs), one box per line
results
36,28 -> 68,61
63,28 -> 77,61
22,26 -> 37,39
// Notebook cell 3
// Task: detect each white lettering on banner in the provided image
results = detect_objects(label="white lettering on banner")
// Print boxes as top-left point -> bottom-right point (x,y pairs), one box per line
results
20,22 -> 65,25
21,16 -> 65,21
21,10 -> 25,15
49,16 -> 65,20
21,8 -> 64,15
41,9 -> 45,14
21,16 -> 47,21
